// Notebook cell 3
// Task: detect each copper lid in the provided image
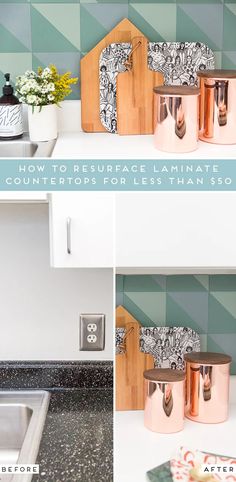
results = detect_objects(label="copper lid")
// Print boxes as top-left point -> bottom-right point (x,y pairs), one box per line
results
184,351 -> 232,365
198,69 -> 236,79
153,86 -> 200,96
143,368 -> 185,382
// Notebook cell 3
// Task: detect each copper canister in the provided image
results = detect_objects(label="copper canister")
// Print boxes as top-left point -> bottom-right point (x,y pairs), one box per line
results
198,70 -> 236,144
153,86 -> 200,153
143,368 -> 185,433
185,352 -> 232,424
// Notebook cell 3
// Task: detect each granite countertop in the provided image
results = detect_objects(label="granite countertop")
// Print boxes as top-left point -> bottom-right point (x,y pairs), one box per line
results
34,388 -> 113,482
0,361 -> 113,482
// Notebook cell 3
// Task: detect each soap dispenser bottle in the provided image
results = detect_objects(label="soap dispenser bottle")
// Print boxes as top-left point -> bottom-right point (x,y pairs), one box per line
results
0,73 -> 23,140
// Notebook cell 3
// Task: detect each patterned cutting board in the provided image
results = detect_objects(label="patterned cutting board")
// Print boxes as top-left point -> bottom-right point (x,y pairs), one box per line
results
99,41 -> 214,133
116,326 -> 200,369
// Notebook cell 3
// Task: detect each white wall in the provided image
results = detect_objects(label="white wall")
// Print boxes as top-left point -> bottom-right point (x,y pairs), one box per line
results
0,203 -> 113,360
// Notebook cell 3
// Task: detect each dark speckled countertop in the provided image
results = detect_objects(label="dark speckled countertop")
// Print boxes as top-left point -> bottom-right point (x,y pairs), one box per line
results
0,361 -> 113,482
34,389 -> 113,482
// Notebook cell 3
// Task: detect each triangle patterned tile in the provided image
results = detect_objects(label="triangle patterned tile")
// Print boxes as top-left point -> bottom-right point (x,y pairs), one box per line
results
31,6 -> 78,52
223,5 -> 236,50
82,4 -> 128,30
125,292 -> 166,325
0,53 -> 32,80
33,4 -> 80,50
167,275 -> 208,292
209,275 -> 236,292
80,5 -> 107,52
166,292 -> 208,334
207,334 -> 236,373
123,293 -> 162,327
222,51 -> 236,68
128,4 -> 167,42
0,24 -> 29,53
208,293 -> 236,334
177,5 -> 223,51
124,275 -> 165,292
130,3 -> 176,41
0,5 -> 31,50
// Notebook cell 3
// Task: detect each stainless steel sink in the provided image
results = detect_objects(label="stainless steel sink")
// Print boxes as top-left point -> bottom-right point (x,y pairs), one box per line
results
0,136 -> 56,158
0,391 -> 50,482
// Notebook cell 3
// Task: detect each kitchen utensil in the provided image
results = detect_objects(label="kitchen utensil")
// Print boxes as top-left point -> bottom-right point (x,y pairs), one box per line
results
99,40 -> 214,133
140,326 -> 200,370
153,86 -> 200,152
185,352 -> 232,423
81,18 -> 145,132
116,306 -> 154,411
198,69 -> 236,144
144,368 -> 185,433
116,37 -> 164,135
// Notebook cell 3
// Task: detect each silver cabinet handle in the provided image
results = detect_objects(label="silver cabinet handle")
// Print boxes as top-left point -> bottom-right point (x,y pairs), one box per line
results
67,217 -> 71,254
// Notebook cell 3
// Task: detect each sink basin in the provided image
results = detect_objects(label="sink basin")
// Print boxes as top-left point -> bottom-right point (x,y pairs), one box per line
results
0,391 -> 50,481
0,136 -> 56,158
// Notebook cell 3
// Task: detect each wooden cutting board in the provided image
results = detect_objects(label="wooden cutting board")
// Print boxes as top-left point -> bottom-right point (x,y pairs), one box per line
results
116,306 -> 154,411
116,36 -> 164,135
81,18 -> 146,133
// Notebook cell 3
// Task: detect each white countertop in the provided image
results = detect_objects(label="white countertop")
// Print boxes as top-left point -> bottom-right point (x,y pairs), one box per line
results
52,131 -> 236,160
115,376 -> 236,482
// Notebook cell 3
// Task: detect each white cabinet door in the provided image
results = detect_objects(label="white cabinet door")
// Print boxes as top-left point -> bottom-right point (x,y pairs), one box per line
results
50,192 -> 114,268
116,192 -> 236,268
0,192 -> 47,202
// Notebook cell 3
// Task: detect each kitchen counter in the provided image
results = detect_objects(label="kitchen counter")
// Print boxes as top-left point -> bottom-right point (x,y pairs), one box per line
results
0,361 -> 113,482
115,376 -> 236,482
34,388 -> 113,482
52,131 -> 236,160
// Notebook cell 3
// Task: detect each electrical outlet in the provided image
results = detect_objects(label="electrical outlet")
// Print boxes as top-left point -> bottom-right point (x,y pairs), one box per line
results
87,323 -> 97,333
80,314 -> 105,351
87,334 -> 97,343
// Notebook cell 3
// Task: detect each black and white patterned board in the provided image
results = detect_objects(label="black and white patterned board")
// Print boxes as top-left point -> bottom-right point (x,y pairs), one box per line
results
99,41 -> 215,133
115,326 -> 200,369
140,327 -> 200,370
116,327 -> 126,354
100,43 -> 131,134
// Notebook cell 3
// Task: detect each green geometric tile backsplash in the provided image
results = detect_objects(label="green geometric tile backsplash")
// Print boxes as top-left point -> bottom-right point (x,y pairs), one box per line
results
116,275 -> 236,374
0,1 -> 235,99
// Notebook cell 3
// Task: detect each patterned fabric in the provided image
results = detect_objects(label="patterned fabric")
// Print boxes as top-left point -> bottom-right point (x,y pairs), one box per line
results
147,450 -> 236,482
99,41 -> 214,133
140,327 -> 200,369
171,448 -> 236,482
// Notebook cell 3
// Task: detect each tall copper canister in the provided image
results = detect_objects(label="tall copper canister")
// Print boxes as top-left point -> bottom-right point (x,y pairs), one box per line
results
185,352 -> 232,423
198,70 -> 236,144
153,86 -> 200,153
143,368 -> 185,433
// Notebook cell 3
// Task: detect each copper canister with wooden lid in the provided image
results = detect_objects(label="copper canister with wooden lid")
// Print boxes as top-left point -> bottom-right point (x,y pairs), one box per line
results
185,352 -> 232,424
198,69 -> 236,144
153,86 -> 200,153
143,368 -> 185,433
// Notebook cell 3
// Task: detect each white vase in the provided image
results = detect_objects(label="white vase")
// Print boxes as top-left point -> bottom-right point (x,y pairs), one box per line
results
28,104 -> 58,142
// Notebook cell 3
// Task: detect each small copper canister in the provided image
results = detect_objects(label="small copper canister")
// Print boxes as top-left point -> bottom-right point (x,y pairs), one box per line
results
143,368 -> 185,433
198,69 -> 236,144
153,86 -> 200,153
185,352 -> 232,424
